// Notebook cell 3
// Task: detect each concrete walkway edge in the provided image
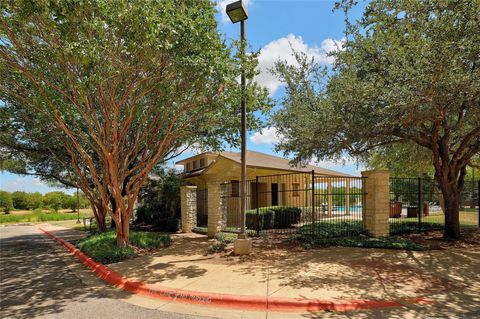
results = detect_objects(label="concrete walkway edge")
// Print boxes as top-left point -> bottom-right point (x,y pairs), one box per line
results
39,227 -> 433,313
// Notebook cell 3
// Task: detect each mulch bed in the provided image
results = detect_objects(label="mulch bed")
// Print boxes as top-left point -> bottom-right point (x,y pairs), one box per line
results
403,228 -> 480,250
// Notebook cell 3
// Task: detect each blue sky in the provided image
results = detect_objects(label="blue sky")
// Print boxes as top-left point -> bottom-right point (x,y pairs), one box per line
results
0,0 -> 367,194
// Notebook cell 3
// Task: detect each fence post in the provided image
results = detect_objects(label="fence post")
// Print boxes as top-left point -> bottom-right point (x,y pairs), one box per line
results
418,177 -> 422,232
361,170 -> 390,237
180,185 -> 197,233
256,176 -> 259,236
207,182 -> 225,238
311,170 -> 316,238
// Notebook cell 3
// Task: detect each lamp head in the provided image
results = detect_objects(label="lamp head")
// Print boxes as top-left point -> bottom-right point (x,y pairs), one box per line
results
226,0 -> 248,23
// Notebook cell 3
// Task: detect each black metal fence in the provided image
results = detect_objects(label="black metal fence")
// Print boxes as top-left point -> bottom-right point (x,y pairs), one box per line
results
220,172 -> 366,239
389,177 -> 479,234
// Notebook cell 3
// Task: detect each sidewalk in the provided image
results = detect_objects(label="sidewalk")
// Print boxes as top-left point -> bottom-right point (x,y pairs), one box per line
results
39,223 -> 480,318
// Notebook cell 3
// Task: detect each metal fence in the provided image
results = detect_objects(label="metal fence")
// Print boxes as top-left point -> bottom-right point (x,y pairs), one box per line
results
220,171 -> 366,239
389,177 -> 479,234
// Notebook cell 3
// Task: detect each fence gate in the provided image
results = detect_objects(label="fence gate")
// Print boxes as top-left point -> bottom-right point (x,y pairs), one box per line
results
222,171 -> 366,239
389,177 -> 479,234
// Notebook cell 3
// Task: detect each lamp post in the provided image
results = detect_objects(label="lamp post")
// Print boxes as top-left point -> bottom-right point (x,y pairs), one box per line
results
76,187 -> 81,224
227,1 -> 252,253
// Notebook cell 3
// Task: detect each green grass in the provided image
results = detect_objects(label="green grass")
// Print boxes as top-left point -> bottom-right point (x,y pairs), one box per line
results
0,211 -> 93,224
299,220 -> 364,238
77,230 -> 171,264
300,236 -> 424,251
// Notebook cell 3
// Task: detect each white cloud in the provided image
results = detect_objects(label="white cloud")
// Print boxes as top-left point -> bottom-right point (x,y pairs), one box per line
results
217,0 -> 252,23
250,127 -> 282,145
256,34 -> 344,95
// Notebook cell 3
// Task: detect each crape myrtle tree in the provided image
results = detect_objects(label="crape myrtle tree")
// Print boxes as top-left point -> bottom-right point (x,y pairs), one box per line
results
272,0 -> 480,238
0,0 -> 270,246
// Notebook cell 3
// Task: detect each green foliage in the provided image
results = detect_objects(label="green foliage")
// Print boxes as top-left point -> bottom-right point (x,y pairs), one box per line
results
135,167 -> 181,231
77,231 -> 171,264
300,236 -> 423,251
300,220 -> 364,238
0,211 -> 92,224
0,191 -> 14,213
207,232 -> 237,254
11,191 -> 29,210
43,192 -> 70,212
27,192 -> 44,210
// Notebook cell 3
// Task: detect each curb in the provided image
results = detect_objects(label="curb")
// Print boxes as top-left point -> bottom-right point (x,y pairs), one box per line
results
39,227 -> 433,312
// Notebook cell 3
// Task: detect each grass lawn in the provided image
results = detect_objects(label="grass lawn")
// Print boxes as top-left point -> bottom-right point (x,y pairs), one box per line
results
77,230 -> 171,264
0,209 -> 94,224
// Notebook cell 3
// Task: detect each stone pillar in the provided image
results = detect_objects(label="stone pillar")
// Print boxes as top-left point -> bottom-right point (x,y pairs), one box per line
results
345,179 -> 350,215
362,170 -> 390,237
180,186 -> 197,233
207,182 -> 227,238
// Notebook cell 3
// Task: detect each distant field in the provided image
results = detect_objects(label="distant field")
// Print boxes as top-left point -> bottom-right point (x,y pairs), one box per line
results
0,209 -> 93,224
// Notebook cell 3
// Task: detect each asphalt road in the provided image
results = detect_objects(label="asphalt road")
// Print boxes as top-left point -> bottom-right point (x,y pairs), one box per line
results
0,225 -> 215,319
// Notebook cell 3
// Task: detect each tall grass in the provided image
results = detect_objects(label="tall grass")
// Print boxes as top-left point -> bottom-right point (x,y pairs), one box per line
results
0,211 -> 93,224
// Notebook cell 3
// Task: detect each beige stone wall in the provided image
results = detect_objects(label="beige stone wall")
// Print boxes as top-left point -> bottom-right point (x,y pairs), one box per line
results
362,170 -> 390,237
180,186 -> 197,233
207,181 -> 227,237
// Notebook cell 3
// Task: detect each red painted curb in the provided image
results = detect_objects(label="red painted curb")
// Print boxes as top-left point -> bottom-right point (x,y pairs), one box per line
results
39,227 -> 432,312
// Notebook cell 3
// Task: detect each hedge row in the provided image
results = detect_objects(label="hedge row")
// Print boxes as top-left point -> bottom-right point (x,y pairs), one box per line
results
245,206 -> 302,230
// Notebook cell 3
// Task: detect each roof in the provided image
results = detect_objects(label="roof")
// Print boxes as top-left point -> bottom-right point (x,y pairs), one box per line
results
178,150 -> 353,177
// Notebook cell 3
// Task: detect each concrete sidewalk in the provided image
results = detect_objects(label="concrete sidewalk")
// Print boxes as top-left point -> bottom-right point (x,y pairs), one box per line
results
39,224 -> 480,318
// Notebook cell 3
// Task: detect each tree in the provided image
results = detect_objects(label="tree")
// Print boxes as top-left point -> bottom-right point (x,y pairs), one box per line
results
136,166 -> 182,231
0,191 -> 14,213
26,192 -> 43,210
11,191 -> 29,210
272,0 -> 480,238
43,191 -> 69,212
1,0 -> 270,246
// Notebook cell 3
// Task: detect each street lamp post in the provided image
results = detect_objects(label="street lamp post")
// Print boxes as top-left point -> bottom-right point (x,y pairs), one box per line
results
226,1 -> 252,253
76,187 -> 81,224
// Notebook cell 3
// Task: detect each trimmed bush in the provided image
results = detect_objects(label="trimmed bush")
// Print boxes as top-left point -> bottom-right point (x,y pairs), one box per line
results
246,210 -> 274,230
271,207 -> 301,228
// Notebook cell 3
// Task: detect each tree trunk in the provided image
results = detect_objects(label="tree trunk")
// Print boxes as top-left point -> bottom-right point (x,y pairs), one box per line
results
442,190 -> 460,238
92,203 -> 107,232
115,214 -> 130,247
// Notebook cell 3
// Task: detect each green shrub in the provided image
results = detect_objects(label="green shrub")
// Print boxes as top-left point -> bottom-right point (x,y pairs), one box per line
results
301,236 -> 423,251
0,191 -> 14,213
271,207 -> 301,228
77,231 -> 171,263
153,217 -> 180,232
246,210 -> 274,230
214,232 -> 237,244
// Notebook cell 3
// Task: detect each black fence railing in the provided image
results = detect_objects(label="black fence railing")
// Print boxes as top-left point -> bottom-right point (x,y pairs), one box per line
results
220,172 -> 366,239
389,177 -> 479,234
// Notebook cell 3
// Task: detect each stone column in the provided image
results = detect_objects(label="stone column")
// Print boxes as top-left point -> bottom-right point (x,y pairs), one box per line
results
207,182 -> 227,237
180,186 -> 197,233
361,170 -> 390,237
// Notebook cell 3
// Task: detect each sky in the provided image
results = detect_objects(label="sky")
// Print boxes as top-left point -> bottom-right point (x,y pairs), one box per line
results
0,0 -> 368,195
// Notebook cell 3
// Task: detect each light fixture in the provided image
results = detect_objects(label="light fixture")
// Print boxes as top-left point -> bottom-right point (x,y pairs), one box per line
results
226,1 -> 248,23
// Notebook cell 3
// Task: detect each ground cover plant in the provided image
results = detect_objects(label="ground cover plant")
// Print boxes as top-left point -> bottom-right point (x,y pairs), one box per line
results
299,235 -> 424,251
77,231 -> 171,264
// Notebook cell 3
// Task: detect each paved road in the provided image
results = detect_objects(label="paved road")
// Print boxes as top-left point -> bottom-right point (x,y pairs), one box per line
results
0,226 -> 215,319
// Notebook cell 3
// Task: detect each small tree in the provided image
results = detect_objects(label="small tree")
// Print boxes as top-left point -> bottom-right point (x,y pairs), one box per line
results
273,0 -> 480,238
11,191 -> 29,210
43,191 -> 67,212
0,191 -> 14,213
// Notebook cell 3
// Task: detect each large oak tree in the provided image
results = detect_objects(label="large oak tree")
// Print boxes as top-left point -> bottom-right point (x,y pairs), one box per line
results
272,0 -> 480,238
1,0 -> 270,245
